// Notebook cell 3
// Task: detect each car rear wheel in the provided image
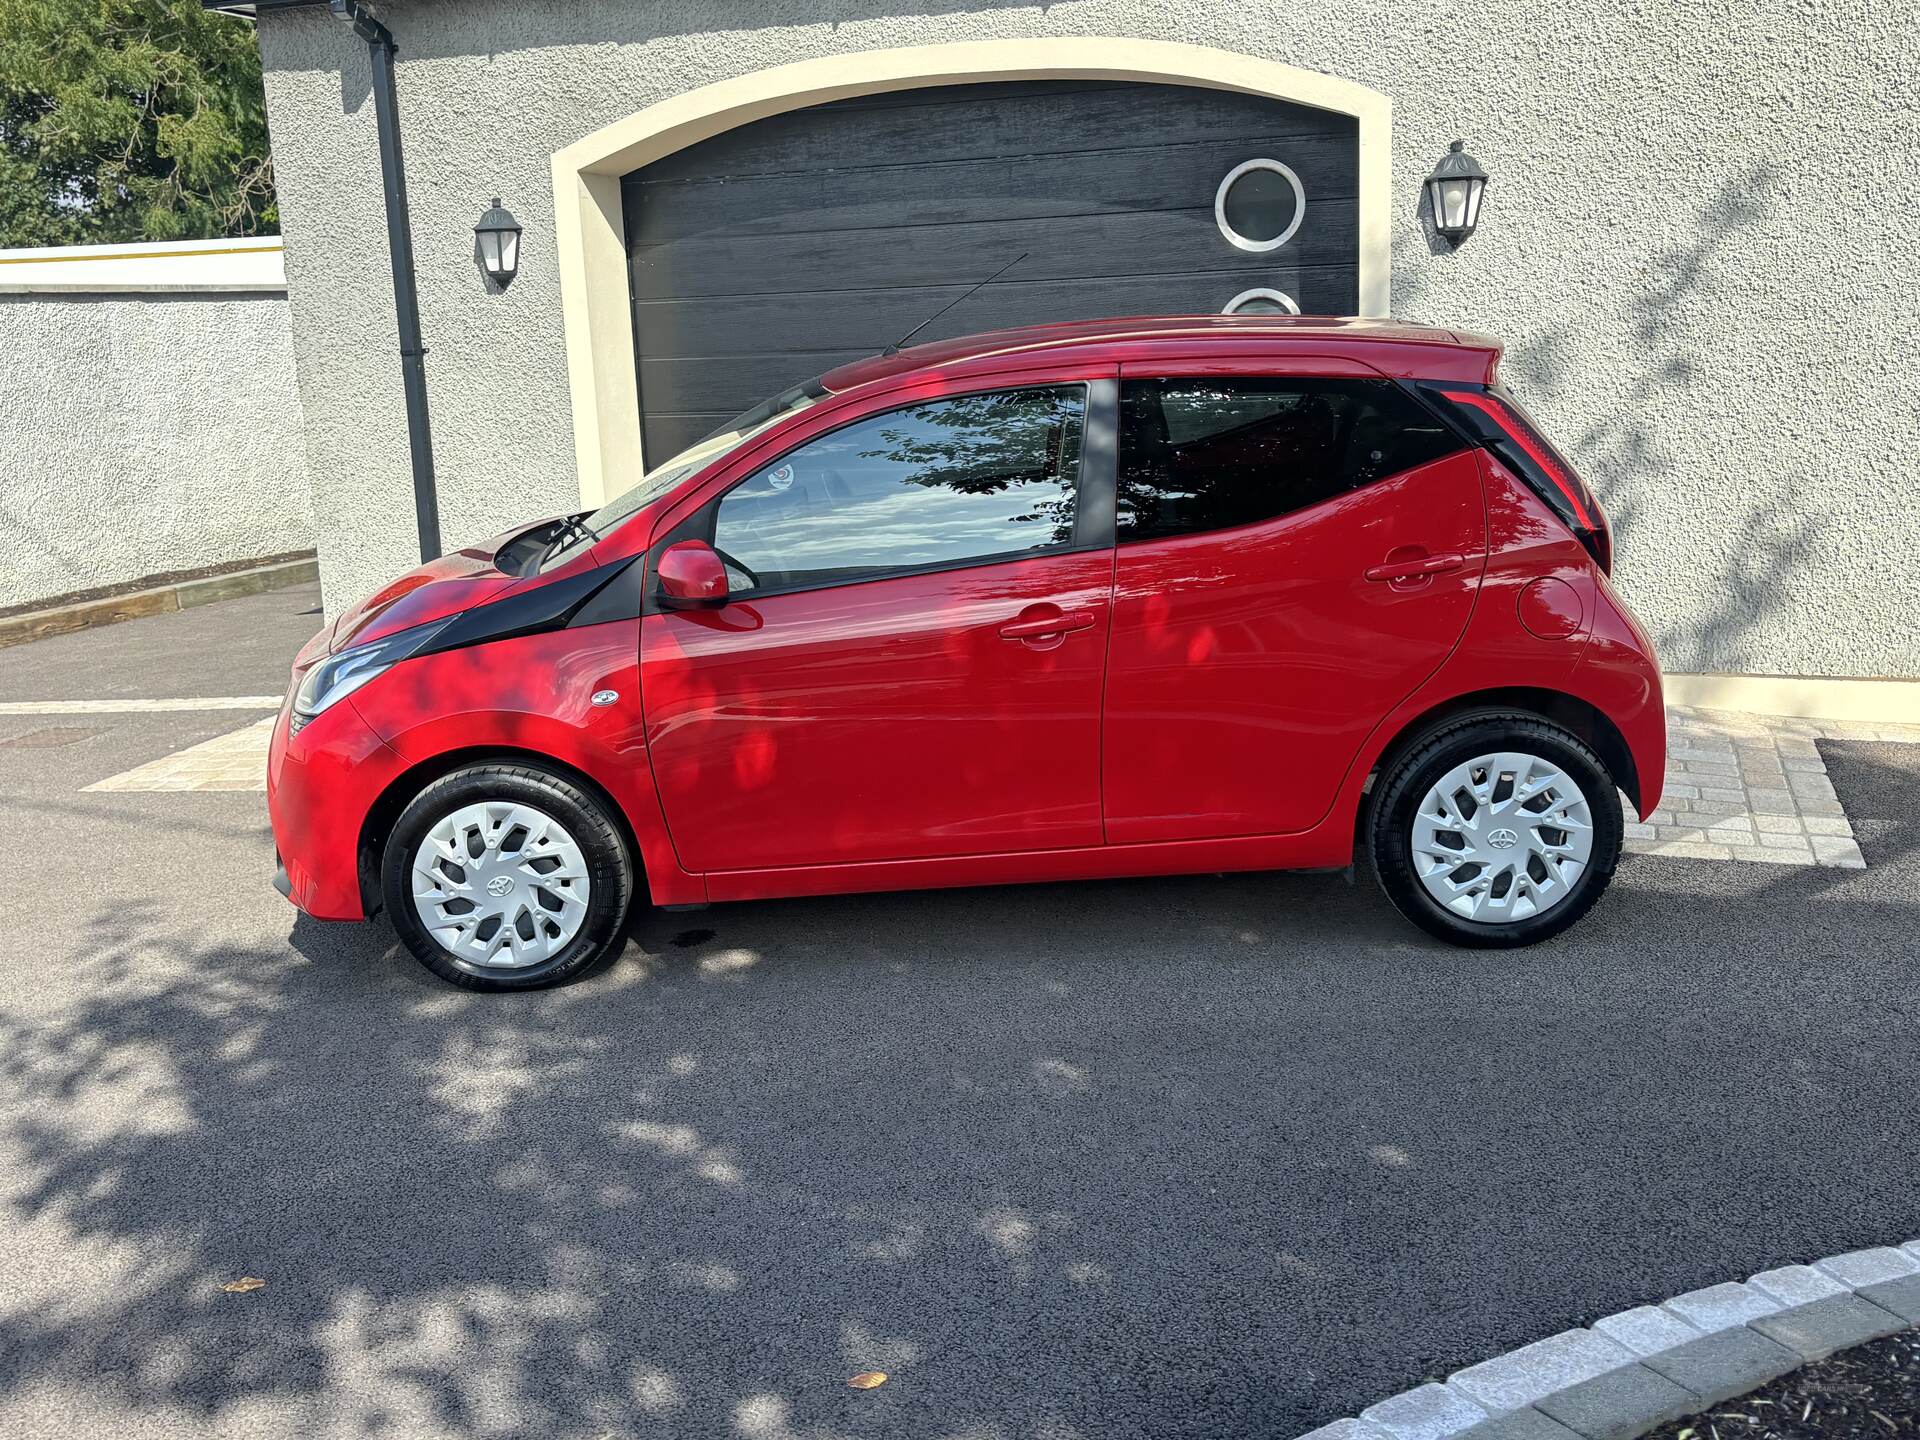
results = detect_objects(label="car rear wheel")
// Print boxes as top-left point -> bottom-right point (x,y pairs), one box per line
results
1369,713 -> 1623,947
382,763 -> 634,990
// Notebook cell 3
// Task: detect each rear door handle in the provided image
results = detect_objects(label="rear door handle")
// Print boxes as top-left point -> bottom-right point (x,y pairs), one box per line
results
999,609 -> 1096,640
1365,552 -> 1465,583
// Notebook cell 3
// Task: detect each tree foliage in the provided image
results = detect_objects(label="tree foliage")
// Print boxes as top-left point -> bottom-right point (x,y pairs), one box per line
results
0,0 -> 275,247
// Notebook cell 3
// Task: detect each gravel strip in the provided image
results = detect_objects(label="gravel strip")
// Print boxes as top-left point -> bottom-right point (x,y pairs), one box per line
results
1639,1329 -> 1920,1440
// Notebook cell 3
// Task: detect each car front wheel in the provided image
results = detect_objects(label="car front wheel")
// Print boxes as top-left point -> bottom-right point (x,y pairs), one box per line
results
1369,713 -> 1624,947
382,763 -> 635,990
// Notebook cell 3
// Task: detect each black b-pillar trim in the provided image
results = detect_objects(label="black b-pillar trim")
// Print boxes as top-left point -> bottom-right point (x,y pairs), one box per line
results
1074,376 -> 1119,549
335,0 -> 442,563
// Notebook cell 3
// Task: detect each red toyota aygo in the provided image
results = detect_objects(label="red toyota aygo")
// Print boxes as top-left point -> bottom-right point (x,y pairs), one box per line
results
269,316 -> 1664,990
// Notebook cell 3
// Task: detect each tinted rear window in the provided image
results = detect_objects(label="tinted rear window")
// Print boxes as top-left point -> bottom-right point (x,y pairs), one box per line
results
1117,377 -> 1463,542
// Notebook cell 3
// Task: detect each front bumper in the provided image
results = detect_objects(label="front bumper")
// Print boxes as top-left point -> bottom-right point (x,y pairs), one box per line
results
267,694 -> 409,921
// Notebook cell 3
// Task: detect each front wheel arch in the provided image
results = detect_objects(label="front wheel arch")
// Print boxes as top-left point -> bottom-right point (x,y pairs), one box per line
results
357,746 -> 642,918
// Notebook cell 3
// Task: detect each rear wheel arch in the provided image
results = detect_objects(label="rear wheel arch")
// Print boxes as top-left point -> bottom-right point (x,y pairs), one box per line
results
1362,687 -> 1643,829
356,746 -> 643,917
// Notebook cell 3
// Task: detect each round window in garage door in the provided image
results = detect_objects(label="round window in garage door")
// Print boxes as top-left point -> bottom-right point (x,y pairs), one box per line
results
1214,158 -> 1306,252
1222,286 -> 1301,315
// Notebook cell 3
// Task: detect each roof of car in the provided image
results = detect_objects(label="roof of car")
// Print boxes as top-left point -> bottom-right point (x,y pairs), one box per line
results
821,315 -> 1503,393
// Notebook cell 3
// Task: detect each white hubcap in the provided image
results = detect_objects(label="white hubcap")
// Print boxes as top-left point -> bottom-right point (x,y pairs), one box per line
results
411,801 -> 591,967
1410,751 -> 1594,923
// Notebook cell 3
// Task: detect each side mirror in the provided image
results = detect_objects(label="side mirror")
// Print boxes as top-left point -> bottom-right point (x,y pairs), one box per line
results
655,540 -> 730,609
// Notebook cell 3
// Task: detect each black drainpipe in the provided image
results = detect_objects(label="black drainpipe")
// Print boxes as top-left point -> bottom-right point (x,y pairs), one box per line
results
329,0 -> 442,562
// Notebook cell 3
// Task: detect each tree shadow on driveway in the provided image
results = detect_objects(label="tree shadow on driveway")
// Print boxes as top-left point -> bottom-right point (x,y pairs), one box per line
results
0,841 -> 1915,1438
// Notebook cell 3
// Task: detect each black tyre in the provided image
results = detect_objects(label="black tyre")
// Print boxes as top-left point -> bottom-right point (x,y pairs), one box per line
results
382,763 -> 635,990
1368,712 -> 1623,947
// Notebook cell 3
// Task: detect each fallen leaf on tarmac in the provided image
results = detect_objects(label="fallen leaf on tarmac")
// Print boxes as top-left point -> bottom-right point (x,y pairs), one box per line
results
221,1277 -> 267,1293
847,1372 -> 887,1390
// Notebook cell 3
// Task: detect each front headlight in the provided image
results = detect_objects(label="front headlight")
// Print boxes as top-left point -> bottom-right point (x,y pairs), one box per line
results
291,617 -> 454,730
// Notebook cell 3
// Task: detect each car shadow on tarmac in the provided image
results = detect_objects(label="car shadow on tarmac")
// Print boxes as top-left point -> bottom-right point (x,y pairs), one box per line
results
0,761 -> 1915,1440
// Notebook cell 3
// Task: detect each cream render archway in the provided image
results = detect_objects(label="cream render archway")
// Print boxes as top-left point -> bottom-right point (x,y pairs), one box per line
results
550,38 -> 1392,506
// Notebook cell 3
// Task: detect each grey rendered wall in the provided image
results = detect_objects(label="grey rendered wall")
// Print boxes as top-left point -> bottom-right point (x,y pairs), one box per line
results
0,294 -> 314,611
256,0 -> 1920,678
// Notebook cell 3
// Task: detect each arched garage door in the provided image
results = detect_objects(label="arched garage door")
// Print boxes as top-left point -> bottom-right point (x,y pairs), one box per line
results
623,80 -> 1359,461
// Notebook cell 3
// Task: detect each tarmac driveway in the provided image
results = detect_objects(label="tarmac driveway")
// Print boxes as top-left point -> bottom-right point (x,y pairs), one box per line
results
0,586 -> 1915,1440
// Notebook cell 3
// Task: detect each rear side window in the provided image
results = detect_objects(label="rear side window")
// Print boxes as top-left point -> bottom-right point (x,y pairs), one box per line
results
1117,377 -> 1463,542
707,385 -> 1084,594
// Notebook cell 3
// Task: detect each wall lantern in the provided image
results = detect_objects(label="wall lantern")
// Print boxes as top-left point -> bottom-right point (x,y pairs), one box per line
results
474,198 -> 523,288
1425,140 -> 1488,247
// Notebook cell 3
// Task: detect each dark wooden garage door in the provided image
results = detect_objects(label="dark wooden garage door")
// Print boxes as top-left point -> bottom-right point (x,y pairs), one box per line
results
624,80 -> 1359,461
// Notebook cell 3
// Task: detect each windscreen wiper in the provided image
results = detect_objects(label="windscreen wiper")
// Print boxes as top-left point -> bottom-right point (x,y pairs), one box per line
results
538,512 -> 602,569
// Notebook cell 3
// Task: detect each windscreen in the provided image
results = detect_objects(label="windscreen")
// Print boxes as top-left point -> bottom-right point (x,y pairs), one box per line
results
539,377 -> 828,571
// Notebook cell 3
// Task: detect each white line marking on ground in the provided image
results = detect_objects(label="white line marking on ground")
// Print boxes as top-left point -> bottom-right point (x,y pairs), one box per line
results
83,717 -> 274,793
0,697 -> 281,715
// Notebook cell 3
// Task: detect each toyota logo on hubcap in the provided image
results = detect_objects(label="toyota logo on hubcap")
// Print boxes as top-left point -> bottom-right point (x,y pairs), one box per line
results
486,876 -> 516,896
1487,828 -> 1520,850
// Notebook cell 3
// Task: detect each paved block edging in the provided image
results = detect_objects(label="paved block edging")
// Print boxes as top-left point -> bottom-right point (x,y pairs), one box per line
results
1296,1240 -> 1920,1440
0,555 -> 318,650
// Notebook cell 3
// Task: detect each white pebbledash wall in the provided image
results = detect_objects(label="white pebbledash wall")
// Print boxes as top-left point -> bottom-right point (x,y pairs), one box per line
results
0,238 -> 314,612
252,0 -> 1920,683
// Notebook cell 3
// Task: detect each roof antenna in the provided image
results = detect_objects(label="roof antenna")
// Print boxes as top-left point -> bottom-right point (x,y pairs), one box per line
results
881,252 -> 1029,357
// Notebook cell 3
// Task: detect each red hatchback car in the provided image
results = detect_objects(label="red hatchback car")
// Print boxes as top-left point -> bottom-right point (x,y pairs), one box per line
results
269,316 -> 1664,990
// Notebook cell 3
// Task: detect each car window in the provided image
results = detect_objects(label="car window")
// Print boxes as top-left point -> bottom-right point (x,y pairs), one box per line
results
1117,377 -> 1463,542
707,385 -> 1085,594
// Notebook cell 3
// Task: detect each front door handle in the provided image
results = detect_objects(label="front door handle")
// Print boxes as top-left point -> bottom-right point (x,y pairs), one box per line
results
999,608 -> 1096,641
1365,552 -> 1465,584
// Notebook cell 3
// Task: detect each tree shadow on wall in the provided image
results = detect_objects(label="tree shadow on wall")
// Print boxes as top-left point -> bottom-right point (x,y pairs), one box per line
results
1406,164 -> 1813,674
1533,166 -> 1814,674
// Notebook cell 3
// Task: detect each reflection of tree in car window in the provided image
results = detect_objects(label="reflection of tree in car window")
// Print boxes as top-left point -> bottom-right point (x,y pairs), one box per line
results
710,386 -> 1085,593
868,389 -> 1078,507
